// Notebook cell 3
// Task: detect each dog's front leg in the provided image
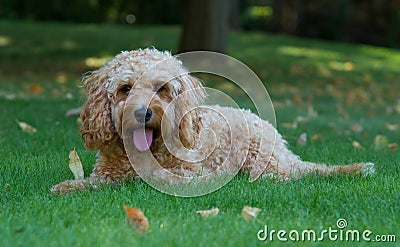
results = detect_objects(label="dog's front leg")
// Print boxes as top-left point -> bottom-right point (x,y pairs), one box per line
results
50,177 -> 112,195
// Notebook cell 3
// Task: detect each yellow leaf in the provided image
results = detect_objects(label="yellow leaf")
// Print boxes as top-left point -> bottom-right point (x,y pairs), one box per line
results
76,117 -> 82,126
311,133 -> 322,141
123,205 -> 149,233
373,135 -> 389,151
242,206 -> 261,222
68,148 -> 84,180
196,208 -> 219,218
17,120 -> 37,133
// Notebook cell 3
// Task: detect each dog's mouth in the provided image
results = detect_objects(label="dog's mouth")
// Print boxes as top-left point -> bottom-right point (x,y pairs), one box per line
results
133,127 -> 154,152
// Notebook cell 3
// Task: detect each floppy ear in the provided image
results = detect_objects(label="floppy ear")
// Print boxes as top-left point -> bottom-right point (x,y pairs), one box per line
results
174,74 -> 207,148
80,69 -> 117,151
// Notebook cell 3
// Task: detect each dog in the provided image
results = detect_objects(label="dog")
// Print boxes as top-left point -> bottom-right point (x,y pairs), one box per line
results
51,48 -> 374,194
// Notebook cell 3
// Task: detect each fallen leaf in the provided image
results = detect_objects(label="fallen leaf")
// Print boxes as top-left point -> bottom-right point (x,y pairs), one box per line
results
68,148 -> 84,180
386,123 -> 399,131
296,116 -> 309,123
388,143 -> 397,151
4,183 -> 10,189
196,208 -> 219,218
311,133 -> 322,141
0,90 -> 16,100
242,206 -> 261,222
352,141 -> 363,149
17,120 -> 37,133
351,123 -> 363,132
76,117 -> 82,126
281,122 -> 298,129
27,83 -> 44,94
373,135 -> 389,151
123,205 -> 149,233
51,89 -> 61,96
65,107 -> 82,118
307,105 -> 318,117
394,101 -> 400,114
297,133 -> 307,146
292,95 -> 302,104
56,73 -> 67,84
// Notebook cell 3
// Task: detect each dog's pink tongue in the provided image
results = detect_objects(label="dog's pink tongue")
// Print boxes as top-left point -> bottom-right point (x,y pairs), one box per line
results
133,128 -> 153,152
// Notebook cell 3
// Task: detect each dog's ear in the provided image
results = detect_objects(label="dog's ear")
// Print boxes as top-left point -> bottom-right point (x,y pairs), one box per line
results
80,69 -> 117,151
175,74 -> 206,148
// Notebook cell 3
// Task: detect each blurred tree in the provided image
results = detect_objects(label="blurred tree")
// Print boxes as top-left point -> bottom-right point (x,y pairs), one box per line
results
270,0 -> 400,47
179,0 -> 231,53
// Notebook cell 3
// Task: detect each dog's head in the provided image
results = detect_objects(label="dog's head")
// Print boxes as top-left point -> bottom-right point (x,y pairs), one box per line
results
80,48 -> 206,152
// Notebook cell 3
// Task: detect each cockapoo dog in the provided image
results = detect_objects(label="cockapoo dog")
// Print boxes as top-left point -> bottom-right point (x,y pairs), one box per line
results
51,48 -> 374,194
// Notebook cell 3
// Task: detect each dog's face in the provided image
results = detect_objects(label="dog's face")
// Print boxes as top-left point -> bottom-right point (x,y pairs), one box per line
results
80,48 -> 206,152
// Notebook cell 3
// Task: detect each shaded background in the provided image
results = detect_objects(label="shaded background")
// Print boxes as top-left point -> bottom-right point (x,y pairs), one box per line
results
2,0 -> 400,52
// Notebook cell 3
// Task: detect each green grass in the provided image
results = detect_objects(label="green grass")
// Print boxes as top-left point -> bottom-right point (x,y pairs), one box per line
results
1,20 -> 399,246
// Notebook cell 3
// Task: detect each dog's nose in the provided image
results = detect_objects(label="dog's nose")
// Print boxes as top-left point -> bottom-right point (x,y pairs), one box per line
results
134,108 -> 152,123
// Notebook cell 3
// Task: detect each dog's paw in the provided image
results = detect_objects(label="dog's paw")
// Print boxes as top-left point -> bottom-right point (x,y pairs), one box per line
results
50,179 -> 88,195
361,162 -> 375,177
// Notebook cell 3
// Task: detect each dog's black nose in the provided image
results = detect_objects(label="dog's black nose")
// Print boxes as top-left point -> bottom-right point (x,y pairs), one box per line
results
134,108 -> 152,123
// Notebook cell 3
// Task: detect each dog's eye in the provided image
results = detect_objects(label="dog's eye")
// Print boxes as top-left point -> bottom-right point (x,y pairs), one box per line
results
120,85 -> 132,95
154,85 -> 166,93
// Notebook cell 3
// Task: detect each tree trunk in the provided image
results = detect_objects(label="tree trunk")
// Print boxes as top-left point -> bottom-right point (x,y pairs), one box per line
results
178,0 -> 230,53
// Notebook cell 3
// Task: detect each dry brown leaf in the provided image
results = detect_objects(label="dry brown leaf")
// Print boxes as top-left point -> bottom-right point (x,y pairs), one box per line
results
123,205 -> 149,233
68,148 -> 84,180
242,206 -> 261,222
351,123 -> 363,133
388,143 -> 397,151
292,95 -> 302,104
17,120 -> 37,133
27,83 -> 44,94
297,133 -> 307,146
196,208 -> 219,218
386,123 -> 399,131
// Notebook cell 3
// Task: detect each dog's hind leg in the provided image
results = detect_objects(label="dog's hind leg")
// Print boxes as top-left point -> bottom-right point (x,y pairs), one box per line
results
294,161 -> 375,178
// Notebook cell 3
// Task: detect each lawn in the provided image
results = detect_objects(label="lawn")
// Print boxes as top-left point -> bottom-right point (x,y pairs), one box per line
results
1,20 -> 399,246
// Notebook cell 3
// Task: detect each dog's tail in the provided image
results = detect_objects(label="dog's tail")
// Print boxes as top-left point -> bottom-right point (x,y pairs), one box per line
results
296,161 -> 375,178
